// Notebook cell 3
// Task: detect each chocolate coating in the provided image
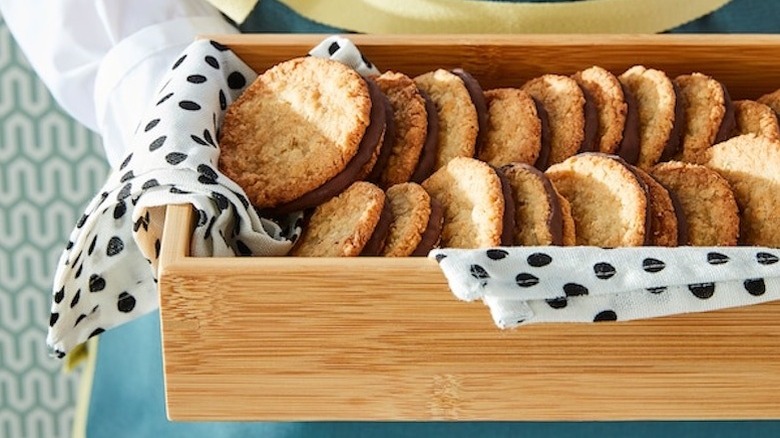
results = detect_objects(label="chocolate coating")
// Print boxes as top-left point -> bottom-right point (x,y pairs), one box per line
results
660,82 -> 686,162
266,80 -> 386,215
451,68 -> 488,158
366,93 -> 396,183
492,166 -> 516,246
714,82 -> 736,144
411,197 -> 444,256
578,84 -> 600,153
665,183 -> 689,246
532,97 -> 552,171
360,199 -> 393,256
409,90 -> 439,183
616,82 -> 641,165
504,163 -> 565,246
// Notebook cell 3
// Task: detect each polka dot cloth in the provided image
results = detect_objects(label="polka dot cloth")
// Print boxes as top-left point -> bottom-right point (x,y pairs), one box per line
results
431,247 -> 780,327
47,37 -> 377,358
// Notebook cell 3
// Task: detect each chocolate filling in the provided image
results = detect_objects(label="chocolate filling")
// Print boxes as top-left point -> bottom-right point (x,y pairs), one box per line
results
714,82 -> 736,143
366,93 -> 396,184
532,98 -> 553,171
265,80 -> 387,215
505,164 -> 565,246
663,183 -> 689,246
409,90 -> 439,183
492,166 -> 516,246
577,84 -> 600,154
616,82 -> 641,165
360,199 -> 393,256
451,69 -> 488,158
411,197 -> 445,256
660,82 -> 686,162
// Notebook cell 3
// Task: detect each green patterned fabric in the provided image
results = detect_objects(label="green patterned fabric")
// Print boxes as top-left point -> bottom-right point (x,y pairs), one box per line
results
0,14 -> 109,438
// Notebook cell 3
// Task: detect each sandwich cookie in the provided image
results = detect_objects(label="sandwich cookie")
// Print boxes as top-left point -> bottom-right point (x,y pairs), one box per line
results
673,73 -> 736,164
618,66 -> 684,169
422,157 -> 511,248
704,134 -> 780,247
290,181 -> 392,256
522,74 -> 598,165
382,183 -> 444,256
546,153 -> 650,247
651,161 -> 739,246
631,166 -> 681,247
219,57 -> 386,214
573,66 -> 640,164
732,100 -> 780,141
478,88 -> 547,169
757,88 -> 780,118
414,69 -> 485,170
501,162 -> 575,246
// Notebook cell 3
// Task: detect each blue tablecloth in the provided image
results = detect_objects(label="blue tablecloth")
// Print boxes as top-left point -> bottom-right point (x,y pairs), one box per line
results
87,0 -> 780,436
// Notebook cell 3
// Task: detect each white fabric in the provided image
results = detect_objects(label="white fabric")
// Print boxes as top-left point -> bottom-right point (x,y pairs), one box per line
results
431,247 -> 780,327
0,0 -> 237,168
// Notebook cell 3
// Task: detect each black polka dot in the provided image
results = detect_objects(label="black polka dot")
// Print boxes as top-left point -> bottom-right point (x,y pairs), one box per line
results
593,262 -> 616,280
89,274 -> 106,293
156,92 -> 174,105
435,254 -> 447,262
688,282 -> 715,299
134,213 -> 149,233
236,240 -> 252,256
55,351 -> 66,359
197,164 -> 218,184
117,292 -> 136,313
232,191 -> 249,209
142,179 -> 160,190
74,263 -> 83,279
707,252 -> 730,265
65,241 -> 73,250
744,278 -> 766,296
204,216 -> 216,240
117,183 -> 132,201
546,297 -> 567,309
179,100 -> 201,111
360,53 -> 373,69
120,153 -> 133,169
88,328 -> 105,339
486,249 -> 508,260
113,201 -> 127,219
470,264 -> 490,280
70,289 -> 81,308
170,186 -> 191,195
594,310 -> 617,322
74,314 -> 87,327
149,135 -> 166,152
165,152 -> 188,165
227,71 -> 247,89
154,239 -> 161,260
76,213 -> 88,228
327,41 -> 340,55
197,209 -> 208,227
563,283 -> 589,297
203,129 -> 215,146
106,236 -> 124,256
642,258 -> 665,273
54,287 -> 65,304
219,89 -> 227,110
515,273 -> 539,288
120,170 -> 134,183
87,235 -> 98,256
210,40 -> 228,51
191,134 -> 208,146
527,253 -> 552,267
647,287 -> 667,294
172,54 -> 187,69
49,312 -> 59,327
144,119 -> 160,132
205,55 -> 219,69
187,74 -> 207,84
212,191 -> 229,211
757,252 -> 779,265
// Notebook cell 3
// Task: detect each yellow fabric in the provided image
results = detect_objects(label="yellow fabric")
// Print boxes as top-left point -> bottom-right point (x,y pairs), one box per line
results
209,0 -> 730,33
71,338 -> 98,438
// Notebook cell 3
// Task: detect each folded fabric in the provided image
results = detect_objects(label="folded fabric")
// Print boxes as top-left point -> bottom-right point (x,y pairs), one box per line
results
431,246 -> 780,327
47,36 -> 375,357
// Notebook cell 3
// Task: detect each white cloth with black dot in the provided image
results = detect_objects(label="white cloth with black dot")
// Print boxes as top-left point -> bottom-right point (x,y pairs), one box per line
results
47,36 -> 377,357
430,247 -> 780,327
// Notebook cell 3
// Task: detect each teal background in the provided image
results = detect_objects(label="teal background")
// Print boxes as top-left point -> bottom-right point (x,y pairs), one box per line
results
1,0 -> 780,437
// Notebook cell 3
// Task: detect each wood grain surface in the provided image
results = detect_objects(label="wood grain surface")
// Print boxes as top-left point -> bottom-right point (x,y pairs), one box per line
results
159,35 -> 780,421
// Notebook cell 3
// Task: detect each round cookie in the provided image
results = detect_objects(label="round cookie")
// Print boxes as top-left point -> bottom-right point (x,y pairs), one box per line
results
521,74 -> 597,165
291,182 -> 389,257
373,71 -> 429,188
414,69 -> 479,170
501,163 -> 575,246
382,183 -> 443,257
618,66 -> 683,169
631,166 -> 679,247
546,153 -> 650,247
733,100 -> 780,141
650,161 -> 739,246
478,88 -> 542,168
757,88 -> 780,117
219,56 -> 381,211
704,134 -> 780,246
421,157 -> 505,248
573,66 -> 640,164
673,73 -> 736,164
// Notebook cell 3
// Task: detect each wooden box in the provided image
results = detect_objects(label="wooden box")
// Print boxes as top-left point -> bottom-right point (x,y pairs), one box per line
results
158,35 -> 780,421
